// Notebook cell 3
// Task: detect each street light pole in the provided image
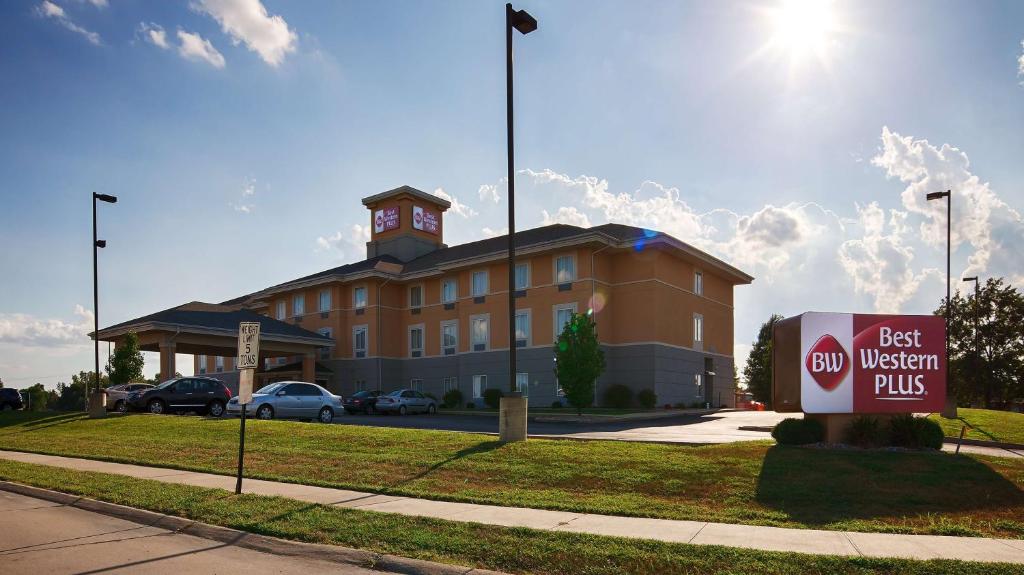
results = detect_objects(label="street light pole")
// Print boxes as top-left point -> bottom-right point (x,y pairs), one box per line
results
962,276 -> 979,408
92,193 -> 117,413
505,3 -> 537,394
926,190 -> 953,417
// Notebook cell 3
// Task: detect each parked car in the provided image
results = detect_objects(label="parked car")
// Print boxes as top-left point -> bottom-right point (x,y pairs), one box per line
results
0,388 -> 24,411
126,377 -> 231,417
106,383 -> 154,413
375,389 -> 436,415
227,381 -> 342,423
342,389 -> 383,414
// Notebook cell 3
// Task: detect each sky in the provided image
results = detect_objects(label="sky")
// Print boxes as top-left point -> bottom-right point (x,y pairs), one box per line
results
1,0 -> 1023,389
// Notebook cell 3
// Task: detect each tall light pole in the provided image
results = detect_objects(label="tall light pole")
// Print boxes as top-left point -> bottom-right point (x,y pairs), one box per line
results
926,190 -> 953,417
962,276 -> 980,408
92,192 -> 117,412
505,3 -> 536,394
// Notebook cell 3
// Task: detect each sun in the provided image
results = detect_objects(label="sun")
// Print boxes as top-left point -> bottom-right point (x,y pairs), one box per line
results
764,0 -> 839,67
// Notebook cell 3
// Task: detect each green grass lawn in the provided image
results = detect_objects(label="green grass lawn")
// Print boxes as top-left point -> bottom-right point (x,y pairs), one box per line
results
0,459 -> 1016,575
929,408 -> 1024,445
1,411 -> 1022,539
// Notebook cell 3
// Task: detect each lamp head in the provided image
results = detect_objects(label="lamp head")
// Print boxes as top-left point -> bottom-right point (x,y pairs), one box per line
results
94,193 -> 118,204
962,276 -> 978,283
508,5 -> 538,35
926,191 -> 950,201
95,240 -> 107,248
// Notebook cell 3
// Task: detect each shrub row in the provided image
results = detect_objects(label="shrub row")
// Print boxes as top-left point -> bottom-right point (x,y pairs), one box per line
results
602,385 -> 658,409
772,415 -> 944,449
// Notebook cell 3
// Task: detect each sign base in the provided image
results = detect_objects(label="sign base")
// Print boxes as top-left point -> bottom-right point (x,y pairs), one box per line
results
499,395 -> 528,442
806,413 -> 900,444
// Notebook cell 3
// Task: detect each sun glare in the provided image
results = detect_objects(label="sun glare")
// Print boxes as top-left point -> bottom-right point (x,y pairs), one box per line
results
765,0 -> 838,67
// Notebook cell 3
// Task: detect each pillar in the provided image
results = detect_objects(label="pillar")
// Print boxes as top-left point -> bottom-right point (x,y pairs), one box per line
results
301,352 -> 316,383
159,340 -> 176,382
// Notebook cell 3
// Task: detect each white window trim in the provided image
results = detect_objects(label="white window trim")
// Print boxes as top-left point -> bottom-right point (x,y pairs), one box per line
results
554,253 -> 577,285
441,277 -> 458,303
514,308 -> 532,347
198,355 -> 207,374
293,293 -> 305,317
443,376 -> 458,393
440,319 -> 459,355
410,378 -> 423,392
353,324 -> 368,357
515,372 -> 528,394
409,284 -> 424,308
472,375 -> 487,399
215,356 -> 224,372
694,270 -> 704,296
318,327 -> 333,360
471,269 -> 489,297
693,313 -> 704,351
470,313 -> 490,351
408,323 -> 425,358
553,302 -> 578,340
276,300 -> 286,320
514,261 -> 531,290
319,289 -> 332,313
353,285 -> 368,309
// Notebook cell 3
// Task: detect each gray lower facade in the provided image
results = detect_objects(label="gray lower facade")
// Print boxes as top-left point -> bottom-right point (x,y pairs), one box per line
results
206,343 -> 734,409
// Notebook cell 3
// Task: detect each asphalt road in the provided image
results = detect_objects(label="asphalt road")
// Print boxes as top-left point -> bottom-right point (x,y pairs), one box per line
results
0,491 -> 390,575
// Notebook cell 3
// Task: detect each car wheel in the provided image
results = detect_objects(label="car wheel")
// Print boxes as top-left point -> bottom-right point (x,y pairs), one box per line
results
398,405 -> 407,416
256,404 -> 274,420
427,403 -> 436,415
115,400 -> 126,413
207,400 -> 225,418
318,407 -> 334,424
148,399 -> 166,415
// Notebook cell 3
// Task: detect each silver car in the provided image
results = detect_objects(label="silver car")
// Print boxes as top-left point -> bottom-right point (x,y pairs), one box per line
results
227,381 -> 342,423
375,389 -> 437,415
106,383 -> 154,413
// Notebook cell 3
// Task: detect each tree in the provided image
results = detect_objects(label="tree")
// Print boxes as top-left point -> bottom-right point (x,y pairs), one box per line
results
106,332 -> 145,386
0,377 -> 4,388
744,314 -> 783,407
52,371 -> 108,411
936,278 -> 1024,409
553,311 -> 606,415
23,383 -> 48,411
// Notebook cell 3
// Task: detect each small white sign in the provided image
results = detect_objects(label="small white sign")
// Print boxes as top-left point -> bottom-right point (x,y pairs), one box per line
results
238,368 -> 254,405
237,322 -> 261,370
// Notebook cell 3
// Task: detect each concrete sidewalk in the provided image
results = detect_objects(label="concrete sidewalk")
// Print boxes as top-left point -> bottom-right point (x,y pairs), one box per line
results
0,450 -> 1021,565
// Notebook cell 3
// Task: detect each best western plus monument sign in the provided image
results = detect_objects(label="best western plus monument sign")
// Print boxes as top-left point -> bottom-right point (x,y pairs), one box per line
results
773,312 -> 946,442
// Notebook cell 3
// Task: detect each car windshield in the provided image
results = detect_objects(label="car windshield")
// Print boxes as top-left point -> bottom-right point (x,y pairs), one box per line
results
155,379 -> 178,389
352,391 -> 373,398
386,390 -> 404,397
255,383 -> 284,395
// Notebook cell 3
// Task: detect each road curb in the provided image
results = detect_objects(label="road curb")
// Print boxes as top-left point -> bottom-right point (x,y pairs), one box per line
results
0,480 -> 506,575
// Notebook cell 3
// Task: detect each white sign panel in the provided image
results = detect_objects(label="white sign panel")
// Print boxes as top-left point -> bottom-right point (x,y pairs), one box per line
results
800,312 -> 854,414
238,368 -> 254,405
236,322 -> 261,370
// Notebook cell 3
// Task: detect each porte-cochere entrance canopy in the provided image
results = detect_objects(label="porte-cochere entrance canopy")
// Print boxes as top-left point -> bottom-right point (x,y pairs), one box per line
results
93,301 -> 334,383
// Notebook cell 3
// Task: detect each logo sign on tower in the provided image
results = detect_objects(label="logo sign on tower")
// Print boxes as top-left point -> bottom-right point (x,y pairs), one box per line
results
800,312 -> 945,414
412,205 -> 438,234
374,207 -> 400,233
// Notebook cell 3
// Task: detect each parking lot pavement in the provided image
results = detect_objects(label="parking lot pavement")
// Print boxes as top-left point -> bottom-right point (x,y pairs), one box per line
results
0,490 -> 388,575
334,409 -> 791,444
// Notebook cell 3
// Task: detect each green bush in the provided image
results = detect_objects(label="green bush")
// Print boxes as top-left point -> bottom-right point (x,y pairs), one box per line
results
889,414 -> 944,450
464,402 -> 475,409
550,401 -> 563,408
689,401 -> 704,409
442,389 -> 463,409
603,384 -> 633,409
636,389 -> 657,409
844,416 -> 888,448
482,388 -> 504,409
772,418 -> 824,445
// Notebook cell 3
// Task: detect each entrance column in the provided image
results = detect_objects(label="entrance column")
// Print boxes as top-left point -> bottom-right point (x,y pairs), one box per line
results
301,352 -> 315,383
159,340 -> 176,381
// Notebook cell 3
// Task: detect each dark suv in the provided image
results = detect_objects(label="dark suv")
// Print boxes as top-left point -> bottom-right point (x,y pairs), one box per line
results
342,389 -> 383,414
0,389 -> 24,411
127,376 -> 231,417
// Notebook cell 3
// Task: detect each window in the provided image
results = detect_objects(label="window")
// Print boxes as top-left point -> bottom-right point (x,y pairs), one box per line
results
353,286 -> 367,309
409,325 -> 424,358
693,313 -> 704,345
472,375 -> 487,399
555,254 -> 576,284
514,262 -> 530,290
353,325 -> 368,358
471,314 -> 489,351
553,303 -> 577,339
442,278 -> 457,303
472,270 -> 488,296
319,289 -> 332,313
293,294 -> 305,316
695,372 -> 704,392
443,377 -> 458,393
197,355 -> 207,374
318,327 -> 333,360
694,271 -> 704,296
515,309 -> 530,347
354,380 -> 366,392
277,356 -> 287,365
215,356 -> 224,372
441,320 -> 458,355
276,300 -> 286,320
410,285 -> 423,308
410,379 -> 423,392
516,372 -> 528,395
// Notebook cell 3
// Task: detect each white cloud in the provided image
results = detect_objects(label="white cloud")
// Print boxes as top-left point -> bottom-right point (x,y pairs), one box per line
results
138,22 -> 169,49
432,188 -> 477,218
0,305 -> 93,348
481,226 -> 508,238
37,1 -> 101,45
541,206 -> 591,228
316,224 -> 370,261
191,0 -> 297,67
872,126 -> 1024,286
1018,40 -> 1024,81
177,30 -> 226,69
478,183 -> 500,204
230,180 -> 256,213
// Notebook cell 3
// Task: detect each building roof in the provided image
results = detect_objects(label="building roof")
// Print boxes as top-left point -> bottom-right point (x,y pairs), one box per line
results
361,185 -> 452,209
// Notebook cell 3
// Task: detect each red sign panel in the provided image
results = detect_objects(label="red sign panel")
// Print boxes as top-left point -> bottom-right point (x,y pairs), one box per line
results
412,205 -> 438,235
374,206 -> 400,233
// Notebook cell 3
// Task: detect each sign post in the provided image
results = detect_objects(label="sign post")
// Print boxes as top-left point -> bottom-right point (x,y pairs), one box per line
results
235,321 -> 260,495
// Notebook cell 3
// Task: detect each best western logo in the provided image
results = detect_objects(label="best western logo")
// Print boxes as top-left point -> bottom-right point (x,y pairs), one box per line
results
859,327 -> 937,400
804,334 -> 849,391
